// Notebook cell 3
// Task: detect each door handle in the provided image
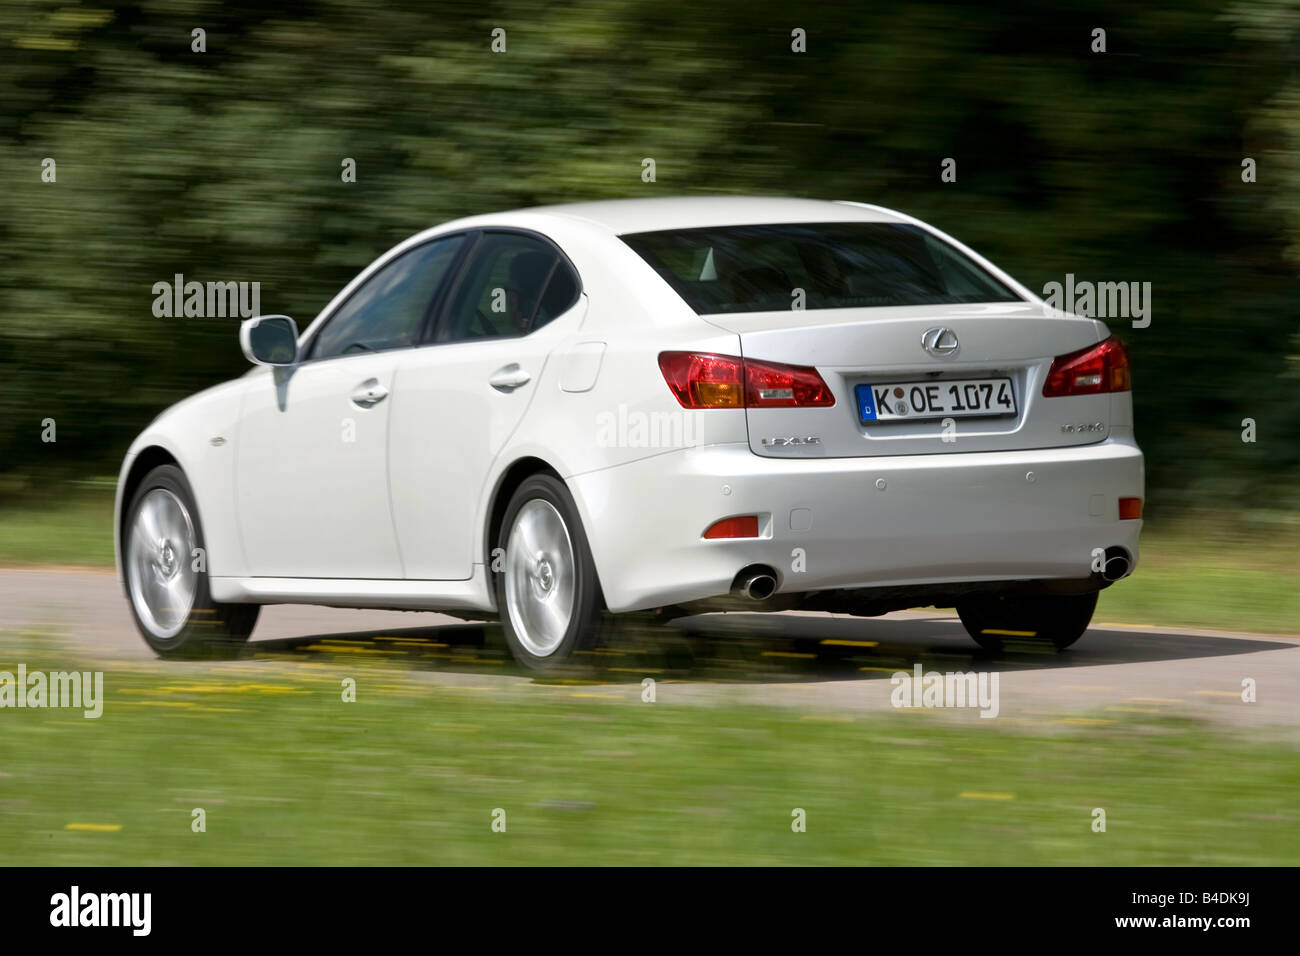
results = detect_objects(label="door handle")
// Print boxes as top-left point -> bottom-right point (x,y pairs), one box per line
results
488,363 -> 531,392
351,378 -> 389,408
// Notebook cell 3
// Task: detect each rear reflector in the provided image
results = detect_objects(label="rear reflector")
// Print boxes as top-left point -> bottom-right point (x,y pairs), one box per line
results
702,515 -> 760,539
659,352 -> 835,409
1118,497 -> 1143,520
1042,337 -> 1131,397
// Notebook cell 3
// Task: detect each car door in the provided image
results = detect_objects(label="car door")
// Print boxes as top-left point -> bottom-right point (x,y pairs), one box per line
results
235,234 -> 468,578
389,229 -> 585,580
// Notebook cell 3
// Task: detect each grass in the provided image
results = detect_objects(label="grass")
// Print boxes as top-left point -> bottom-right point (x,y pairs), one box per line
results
0,486 -> 1296,634
1,648 -> 1297,866
1098,558 -> 1299,635
0,484 -> 116,568
1097,513 -> 1300,635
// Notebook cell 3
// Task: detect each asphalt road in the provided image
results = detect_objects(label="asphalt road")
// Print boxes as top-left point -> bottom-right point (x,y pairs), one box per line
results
3,569 -> 1297,733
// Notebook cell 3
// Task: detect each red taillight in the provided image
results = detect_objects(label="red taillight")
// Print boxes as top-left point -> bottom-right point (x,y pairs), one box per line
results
702,515 -> 760,539
1042,337 -> 1131,397
1119,497 -> 1143,520
744,356 -> 836,407
657,352 -> 744,408
658,352 -> 835,409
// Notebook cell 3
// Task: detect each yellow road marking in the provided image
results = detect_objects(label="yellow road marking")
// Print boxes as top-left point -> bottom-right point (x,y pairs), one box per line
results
65,823 -> 122,832
959,791 -> 1014,800
981,629 -> 1036,637
820,639 -> 879,647
118,700 -> 196,708
296,644 -> 402,655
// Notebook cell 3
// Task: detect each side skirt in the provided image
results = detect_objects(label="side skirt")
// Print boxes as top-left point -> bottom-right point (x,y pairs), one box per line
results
209,566 -> 496,613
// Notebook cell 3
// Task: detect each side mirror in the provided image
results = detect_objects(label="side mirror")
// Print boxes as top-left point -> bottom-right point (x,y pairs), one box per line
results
240,315 -> 300,367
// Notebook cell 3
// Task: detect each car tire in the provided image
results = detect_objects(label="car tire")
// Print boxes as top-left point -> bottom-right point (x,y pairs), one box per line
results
123,464 -> 259,658
956,591 -> 1098,652
494,474 -> 606,671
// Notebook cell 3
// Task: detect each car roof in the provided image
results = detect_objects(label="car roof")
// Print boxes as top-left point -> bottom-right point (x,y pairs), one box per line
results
504,196 -> 911,235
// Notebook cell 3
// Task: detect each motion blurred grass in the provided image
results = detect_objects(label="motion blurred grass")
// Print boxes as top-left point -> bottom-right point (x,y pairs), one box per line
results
0,484 -> 115,568
0,488 -> 1295,635
0,651 -> 1296,866
1098,522 -> 1300,636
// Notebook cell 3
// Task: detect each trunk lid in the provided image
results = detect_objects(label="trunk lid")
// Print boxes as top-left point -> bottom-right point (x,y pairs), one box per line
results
702,302 -> 1113,458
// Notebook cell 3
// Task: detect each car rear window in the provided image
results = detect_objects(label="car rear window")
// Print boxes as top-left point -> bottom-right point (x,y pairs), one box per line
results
620,222 -> 1023,314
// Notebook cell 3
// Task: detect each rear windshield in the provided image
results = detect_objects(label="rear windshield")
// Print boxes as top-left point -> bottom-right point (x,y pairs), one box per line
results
620,222 -> 1023,315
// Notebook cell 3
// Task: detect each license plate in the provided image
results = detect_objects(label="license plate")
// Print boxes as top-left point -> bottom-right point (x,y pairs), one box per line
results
856,378 -> 1016,422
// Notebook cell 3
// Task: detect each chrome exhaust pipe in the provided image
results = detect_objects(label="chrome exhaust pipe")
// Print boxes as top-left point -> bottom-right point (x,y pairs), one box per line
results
1099,546 -> 1132,582
732,568 -> 777,601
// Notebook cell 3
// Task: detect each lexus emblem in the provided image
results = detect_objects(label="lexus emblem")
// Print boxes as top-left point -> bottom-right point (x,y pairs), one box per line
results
921,327 -> 960,358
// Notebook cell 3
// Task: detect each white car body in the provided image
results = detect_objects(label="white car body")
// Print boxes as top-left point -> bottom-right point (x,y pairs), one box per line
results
115,196 -> 1142,652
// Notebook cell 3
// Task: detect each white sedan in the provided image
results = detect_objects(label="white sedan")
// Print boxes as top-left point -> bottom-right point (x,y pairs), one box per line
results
115,197 -> 1143,669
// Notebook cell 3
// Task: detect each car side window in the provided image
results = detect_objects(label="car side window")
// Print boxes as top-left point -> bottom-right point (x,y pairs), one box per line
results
437,232 -> 579,343
309,235 -> 466,360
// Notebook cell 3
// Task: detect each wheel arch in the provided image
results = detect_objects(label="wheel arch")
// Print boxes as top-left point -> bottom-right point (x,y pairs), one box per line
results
116,446 -> 182,589
483,457 -> 561,571
483,456 -> 614,610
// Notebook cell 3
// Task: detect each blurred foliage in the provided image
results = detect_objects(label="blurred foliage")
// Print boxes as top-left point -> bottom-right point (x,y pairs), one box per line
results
0,0 -> 1297,511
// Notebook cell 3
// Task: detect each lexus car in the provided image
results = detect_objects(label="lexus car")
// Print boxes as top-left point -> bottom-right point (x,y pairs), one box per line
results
115,196 -> 1143,669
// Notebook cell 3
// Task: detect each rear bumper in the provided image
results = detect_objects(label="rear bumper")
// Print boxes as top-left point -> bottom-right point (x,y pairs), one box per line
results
568,437 -> 1144,612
